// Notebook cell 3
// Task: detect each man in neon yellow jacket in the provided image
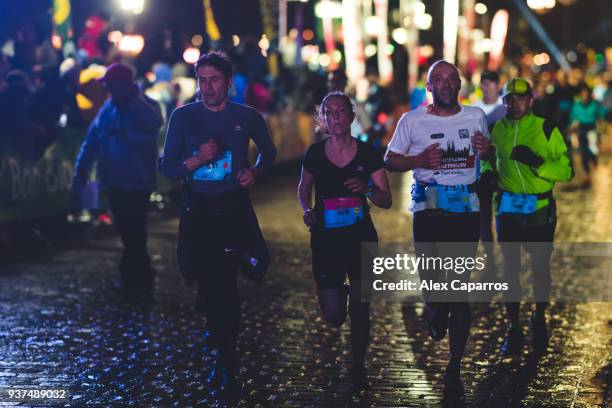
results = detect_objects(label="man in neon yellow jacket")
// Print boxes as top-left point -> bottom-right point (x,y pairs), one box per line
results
485,78 -> 573,357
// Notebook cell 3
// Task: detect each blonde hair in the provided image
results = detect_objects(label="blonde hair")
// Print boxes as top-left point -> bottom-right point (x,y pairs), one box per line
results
314,91 -> 355,136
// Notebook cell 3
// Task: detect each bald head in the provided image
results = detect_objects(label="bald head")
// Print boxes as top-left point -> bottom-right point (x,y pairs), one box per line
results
426,60 -> 461,110
426,60 -> 459,83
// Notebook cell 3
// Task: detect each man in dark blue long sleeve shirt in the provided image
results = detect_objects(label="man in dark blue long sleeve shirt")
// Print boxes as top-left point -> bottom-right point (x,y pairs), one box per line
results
159,95 -> 275,194
158,52 -> 276,391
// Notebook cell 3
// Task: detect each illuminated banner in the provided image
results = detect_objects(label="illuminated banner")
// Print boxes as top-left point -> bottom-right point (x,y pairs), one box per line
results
0,127 -> 82,222
258,0 -> 279,77
342,0 -> 365,85
488,9 -> 509,71
318,0 -> 338,70
374,0 -> 393,84
458,0 -> 475,71
443,0 -> 458,64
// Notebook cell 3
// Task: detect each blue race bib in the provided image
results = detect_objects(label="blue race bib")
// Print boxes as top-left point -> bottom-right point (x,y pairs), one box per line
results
437,185 -> 476,212
193,150 -> 232,181
499,192 -> 537,214
411,183 -> 426,203
323,197 -> 364,228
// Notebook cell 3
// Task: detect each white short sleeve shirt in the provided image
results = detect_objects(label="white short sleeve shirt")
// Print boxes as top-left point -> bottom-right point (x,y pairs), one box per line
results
386,105 -> 490,211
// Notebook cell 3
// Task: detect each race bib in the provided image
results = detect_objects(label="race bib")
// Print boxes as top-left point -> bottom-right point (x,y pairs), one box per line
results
437,185 -> 478,213
193,150 -> 232,181
323,197 -> 364,228
499,192 -> 537,214
411,183 -> 426,203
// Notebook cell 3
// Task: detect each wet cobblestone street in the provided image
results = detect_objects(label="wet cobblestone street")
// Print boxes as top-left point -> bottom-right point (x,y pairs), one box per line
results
0,157 -> 611,407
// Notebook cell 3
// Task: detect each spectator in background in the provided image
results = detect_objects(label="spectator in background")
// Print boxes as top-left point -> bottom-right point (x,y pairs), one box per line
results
569,85 -> 605,186
473,71 -> 505,283
28,65 -> 65,153
409,70 -> 429,110
0,70 -> 31,148
230,69 -> 248,105
73,63 -> 163,300
603,80 -> 612,122
0,70 -> 49,160
551,71 -> 578,146
472,71 -> 505,129
165,82 -> 183,117
245,79 -> 272,115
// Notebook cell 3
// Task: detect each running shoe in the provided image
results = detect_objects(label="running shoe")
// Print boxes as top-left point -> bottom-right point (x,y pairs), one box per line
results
500,327 -> 524,356
530,312 -> 549,356
428,307 -> 449,341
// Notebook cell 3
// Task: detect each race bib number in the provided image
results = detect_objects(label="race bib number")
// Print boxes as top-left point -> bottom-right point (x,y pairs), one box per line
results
499,192 -> 537,214
323,197 -> 364,228
193,150 -> 232,181
437,185 -> 477,212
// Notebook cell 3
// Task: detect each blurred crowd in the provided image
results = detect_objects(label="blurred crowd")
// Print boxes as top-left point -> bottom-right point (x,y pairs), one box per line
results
0,22 -> 611,165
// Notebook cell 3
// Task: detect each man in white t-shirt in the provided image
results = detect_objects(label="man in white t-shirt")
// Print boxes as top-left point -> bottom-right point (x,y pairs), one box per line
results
385,60 -> 492,398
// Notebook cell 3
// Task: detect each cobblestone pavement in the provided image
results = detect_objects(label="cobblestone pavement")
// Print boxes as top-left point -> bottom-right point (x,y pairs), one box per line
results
0,155 -> 611,407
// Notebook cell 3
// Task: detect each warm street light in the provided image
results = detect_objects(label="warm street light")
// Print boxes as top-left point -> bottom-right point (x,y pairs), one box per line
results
314,1 -> 342,19
318,53 -> 331,67
332,49 -> 342,63
191,35 -> 203,47
258,35 -> 270,51
118,34 -> 144,56
51,34 -> 62,50
534,52 -> 551,65
108,30 -> 123,46
415,13 -> 432,30
415,2 -> 425,15
392,28 -> 408,45
183,47 -> 200,64
119,0 -> 145,15
527,0 -> 556,13
302,29 -> 314,41
365,16 -> 383,36
475,3 -> 488,14
488,9 -> 509,70
364,44 -> 377,58
419,45 -> 434,58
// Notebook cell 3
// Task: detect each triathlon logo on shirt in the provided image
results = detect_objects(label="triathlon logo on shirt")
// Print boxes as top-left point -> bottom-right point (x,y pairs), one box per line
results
439,140 -> 475,170
458,129 -> 470,139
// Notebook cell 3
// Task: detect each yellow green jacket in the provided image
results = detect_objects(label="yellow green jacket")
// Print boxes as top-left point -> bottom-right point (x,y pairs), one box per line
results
482,111 -> 573,210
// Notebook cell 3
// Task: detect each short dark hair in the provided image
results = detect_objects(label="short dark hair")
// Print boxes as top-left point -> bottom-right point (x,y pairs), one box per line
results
194,51 -> 232,80
481,71 -> 500,83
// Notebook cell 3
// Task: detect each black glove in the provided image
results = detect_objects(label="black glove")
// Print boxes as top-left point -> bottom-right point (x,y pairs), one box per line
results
479,170 -> 498,188
510,145 -> 544,168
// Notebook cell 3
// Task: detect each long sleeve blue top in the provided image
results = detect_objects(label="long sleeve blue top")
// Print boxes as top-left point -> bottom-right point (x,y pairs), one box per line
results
159,101 -> 276,196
